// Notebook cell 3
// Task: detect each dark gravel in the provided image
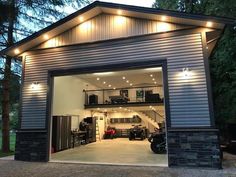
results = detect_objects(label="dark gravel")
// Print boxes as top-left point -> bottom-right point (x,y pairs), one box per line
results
0,160 -> 236,177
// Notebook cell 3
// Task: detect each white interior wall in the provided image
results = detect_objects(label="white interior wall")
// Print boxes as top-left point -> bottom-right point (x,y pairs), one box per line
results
52,76 -> 97,130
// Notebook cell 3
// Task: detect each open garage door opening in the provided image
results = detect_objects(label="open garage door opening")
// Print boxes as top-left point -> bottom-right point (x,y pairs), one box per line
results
49,66 -> 168,166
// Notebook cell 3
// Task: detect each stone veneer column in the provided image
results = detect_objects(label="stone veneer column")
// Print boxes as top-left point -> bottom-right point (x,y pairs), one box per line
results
15,130 -> 48,162
167,129 -> 221,168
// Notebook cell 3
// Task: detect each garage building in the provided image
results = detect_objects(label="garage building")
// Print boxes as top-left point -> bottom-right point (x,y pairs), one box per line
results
2,1 -> 234,168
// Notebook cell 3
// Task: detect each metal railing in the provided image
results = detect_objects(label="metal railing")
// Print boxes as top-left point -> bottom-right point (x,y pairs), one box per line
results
141,110 -> 164,123
83,85 -> 163,106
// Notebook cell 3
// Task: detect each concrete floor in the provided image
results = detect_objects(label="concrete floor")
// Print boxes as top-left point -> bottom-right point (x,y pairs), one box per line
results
51,138 -> 167,166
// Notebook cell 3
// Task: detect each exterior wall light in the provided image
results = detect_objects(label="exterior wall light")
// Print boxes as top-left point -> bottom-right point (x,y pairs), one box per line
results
182,68 -> 192,79
31,81 -> 40,90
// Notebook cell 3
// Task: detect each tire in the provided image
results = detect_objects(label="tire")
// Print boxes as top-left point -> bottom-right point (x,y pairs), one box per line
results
150,142 -> 165,154
140,134 -> 145,140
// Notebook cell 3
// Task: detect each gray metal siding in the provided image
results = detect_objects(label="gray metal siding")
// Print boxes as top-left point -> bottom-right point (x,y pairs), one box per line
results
22,33 -> 210,129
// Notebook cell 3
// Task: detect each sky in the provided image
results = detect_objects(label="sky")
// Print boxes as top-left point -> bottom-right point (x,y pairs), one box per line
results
99,0 -> 155,7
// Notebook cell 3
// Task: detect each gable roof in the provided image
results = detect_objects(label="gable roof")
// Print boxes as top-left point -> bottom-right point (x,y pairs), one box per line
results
1,1 -> 235,57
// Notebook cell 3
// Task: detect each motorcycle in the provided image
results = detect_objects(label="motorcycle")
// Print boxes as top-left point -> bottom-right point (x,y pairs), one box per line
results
148,130 -> 166,154
129,125 -> 146,140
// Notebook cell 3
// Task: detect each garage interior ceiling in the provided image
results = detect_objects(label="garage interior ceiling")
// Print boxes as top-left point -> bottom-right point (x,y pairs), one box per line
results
76,67 -> 163,89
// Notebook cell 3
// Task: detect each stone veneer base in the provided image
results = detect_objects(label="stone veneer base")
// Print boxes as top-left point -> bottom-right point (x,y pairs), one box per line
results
14,131 -> 48,162
167,128 -> 221,169
14,128 -> 221,168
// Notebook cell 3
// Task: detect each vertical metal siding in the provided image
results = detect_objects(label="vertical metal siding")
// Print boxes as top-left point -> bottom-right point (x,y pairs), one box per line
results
37,14 -> 188,49
22,33 -> 210,129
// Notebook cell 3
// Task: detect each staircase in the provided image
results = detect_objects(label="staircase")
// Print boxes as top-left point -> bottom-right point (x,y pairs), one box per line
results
96,121 -> 101,141
134,110 -> 164,129
141,110 -> 164,123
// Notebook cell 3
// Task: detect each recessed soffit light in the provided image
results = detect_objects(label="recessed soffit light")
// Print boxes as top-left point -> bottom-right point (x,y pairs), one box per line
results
79,16 -> 84,22
161,16 -> 167,21
43,34 -> 49,40
14,49 -> 20,55
206,21 -> 213,27
117,10 -> 122,15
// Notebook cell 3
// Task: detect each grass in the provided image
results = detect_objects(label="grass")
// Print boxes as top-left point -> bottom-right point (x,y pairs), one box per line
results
0,133 -> 16,157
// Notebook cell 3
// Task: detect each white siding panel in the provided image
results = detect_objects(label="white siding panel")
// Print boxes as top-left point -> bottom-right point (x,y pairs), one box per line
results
22,33 -> 210,129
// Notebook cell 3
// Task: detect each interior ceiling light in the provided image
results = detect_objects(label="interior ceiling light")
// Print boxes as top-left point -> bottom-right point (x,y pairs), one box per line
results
152,78 -> 155,81
117,9 -> 122,15
161,16 -> 167,21
108,85 -> 111,87
150,74 -> 153,77
93,72 -> 114,76
144,67 -> 162,71
113,87 -> 116,90
103,81 -> 106,84
14,49 -> 20,54
126,80 -> 129,83
154,81 -> 157,84
206,21 -> 213,27
119,107 -> 122,109
130,83 -> 133,86
122,76 -> 126,80
96,78 -> 100,81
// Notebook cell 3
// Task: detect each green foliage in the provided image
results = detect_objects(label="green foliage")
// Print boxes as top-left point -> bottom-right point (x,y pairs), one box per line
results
153,0 -> 236,130
211,27 -> 236,126
9,103 -> 19,130
0,133 -> 16,154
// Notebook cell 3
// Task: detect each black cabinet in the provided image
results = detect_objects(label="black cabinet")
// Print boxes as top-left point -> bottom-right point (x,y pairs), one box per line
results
52,116 -> 71,152
145,90 -> 161,103
89,94 -> 98,105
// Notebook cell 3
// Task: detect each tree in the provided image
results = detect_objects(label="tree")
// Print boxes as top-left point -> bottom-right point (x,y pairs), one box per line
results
0,0 -> 89,153
153,0 -> 236,134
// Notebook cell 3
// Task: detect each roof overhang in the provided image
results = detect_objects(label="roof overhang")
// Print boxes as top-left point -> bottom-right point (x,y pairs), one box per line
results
1,1 -> 235,57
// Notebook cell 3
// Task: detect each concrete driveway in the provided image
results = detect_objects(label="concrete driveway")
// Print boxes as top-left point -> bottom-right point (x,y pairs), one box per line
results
0,160 -> 236,177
